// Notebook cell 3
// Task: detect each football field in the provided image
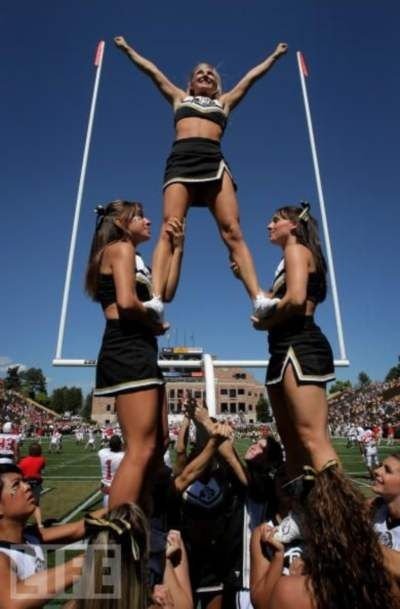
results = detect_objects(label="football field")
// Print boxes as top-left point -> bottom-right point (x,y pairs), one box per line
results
24,435 -> 399,523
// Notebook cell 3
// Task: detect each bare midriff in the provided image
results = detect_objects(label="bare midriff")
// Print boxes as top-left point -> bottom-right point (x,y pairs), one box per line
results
103,303 -> 120,320
175,117 -> 223,141
305,300 -> 317,316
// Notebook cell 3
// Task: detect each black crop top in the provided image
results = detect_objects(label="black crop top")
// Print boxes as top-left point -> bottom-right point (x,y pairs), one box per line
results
95,254 -> 153,308
174,96 -> 227,132
271,259 -> 326,304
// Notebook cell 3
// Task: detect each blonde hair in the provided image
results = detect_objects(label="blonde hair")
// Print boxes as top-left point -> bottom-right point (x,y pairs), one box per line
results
187,63 -> 222,98
76,503 -> 150,609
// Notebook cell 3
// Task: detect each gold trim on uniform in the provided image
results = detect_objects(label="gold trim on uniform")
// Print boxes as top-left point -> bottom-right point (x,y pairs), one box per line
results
266,346 -> 336,386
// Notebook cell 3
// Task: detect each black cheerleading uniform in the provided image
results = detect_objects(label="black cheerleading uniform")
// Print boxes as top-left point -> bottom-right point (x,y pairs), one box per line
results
93,254 -> 164,396
180,464 -> 245,597
174,96 -> 228,131
266,258 -> 335,386
163,96 -> 236,202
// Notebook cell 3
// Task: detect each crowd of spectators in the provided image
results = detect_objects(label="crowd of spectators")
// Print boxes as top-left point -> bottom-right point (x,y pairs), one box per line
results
0,389 -> 59,435
2,376 -> 400,445
328,378 -> 400,436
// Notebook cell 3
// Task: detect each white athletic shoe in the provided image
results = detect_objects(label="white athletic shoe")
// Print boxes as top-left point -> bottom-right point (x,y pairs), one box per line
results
143,296 -> 164,323
253,294 -> 280,319
273,511 -> 303,544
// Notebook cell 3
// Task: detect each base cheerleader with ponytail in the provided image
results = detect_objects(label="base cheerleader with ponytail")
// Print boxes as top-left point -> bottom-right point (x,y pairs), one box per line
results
252,202 -> 337,480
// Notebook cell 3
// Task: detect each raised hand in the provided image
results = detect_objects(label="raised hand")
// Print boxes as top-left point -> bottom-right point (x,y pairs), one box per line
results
114,36 -> 128,50
224,423 -> 235,443
182,396 -> 197,420
165,529 -> 183,564
274,42 -> 289,56
259,523 -> 285,554
210,422 -> 233,443
152,584 -> 174,607
194,403 -> 210,425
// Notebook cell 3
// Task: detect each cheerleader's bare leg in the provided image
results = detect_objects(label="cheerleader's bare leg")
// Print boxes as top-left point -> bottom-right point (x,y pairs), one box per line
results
209,172 -> 264,304
267,383 -> 309,478
281,363 -> 338,472
151,183 -> 191,299
108,386 -> 164,511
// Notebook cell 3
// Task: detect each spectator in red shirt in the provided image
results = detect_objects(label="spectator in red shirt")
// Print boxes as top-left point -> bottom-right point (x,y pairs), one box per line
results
18,442 -> 46,528
387,423 -> 395,446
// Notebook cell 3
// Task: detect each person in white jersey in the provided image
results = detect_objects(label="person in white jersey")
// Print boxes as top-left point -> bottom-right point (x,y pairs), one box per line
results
85,427 -> 97,451
75,426 -> 84,444
49,429 -> 62,453
361,427 -> 380,478
0,422 -> 21,464
97,435 -> 125,507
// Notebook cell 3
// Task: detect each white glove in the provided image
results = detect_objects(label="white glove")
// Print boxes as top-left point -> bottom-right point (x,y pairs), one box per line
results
253,294 -> 280,319
143,296 -> 164,323
273,511 -> 303,544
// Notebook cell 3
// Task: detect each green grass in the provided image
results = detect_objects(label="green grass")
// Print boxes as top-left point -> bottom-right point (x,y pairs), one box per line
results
20,438 -> 103,521
19,435 -> 400,523
27,435 -> 397,607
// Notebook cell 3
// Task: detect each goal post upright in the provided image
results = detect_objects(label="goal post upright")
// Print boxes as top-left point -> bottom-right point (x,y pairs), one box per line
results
55,41 -> 105,361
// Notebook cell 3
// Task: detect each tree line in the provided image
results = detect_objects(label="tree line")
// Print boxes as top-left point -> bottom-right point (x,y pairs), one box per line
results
328,362 -> 400,395
2,366 -> 91,417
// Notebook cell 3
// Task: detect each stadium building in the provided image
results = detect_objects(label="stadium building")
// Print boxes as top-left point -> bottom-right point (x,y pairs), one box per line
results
91,347 -> 267,425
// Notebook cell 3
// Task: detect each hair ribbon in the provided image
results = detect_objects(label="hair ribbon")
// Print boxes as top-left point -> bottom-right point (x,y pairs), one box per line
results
298,201 -> 311,222
94,205 -> 106,228
318,459 -> 339,473
84,514 -> 141,561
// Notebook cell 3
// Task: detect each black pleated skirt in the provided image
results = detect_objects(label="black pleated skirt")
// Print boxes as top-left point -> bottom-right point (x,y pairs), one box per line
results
266,316 -> 335,386
163,137 -> 236,206
94,319 -> 164,396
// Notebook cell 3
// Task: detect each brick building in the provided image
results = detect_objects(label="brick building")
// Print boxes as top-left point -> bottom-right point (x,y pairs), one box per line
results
91,395 -> 116,426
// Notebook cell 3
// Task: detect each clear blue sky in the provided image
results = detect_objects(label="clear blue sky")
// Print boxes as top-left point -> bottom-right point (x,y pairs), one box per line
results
2,1 -> 400,395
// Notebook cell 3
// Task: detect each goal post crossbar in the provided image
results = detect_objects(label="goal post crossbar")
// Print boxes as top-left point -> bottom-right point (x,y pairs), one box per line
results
52,358 -> 350,368
53,355 -> 349,417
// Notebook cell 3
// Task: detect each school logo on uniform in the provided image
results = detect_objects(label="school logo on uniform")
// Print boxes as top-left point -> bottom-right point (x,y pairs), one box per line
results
183,478 -> 223,509
377,531 -> 393,548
